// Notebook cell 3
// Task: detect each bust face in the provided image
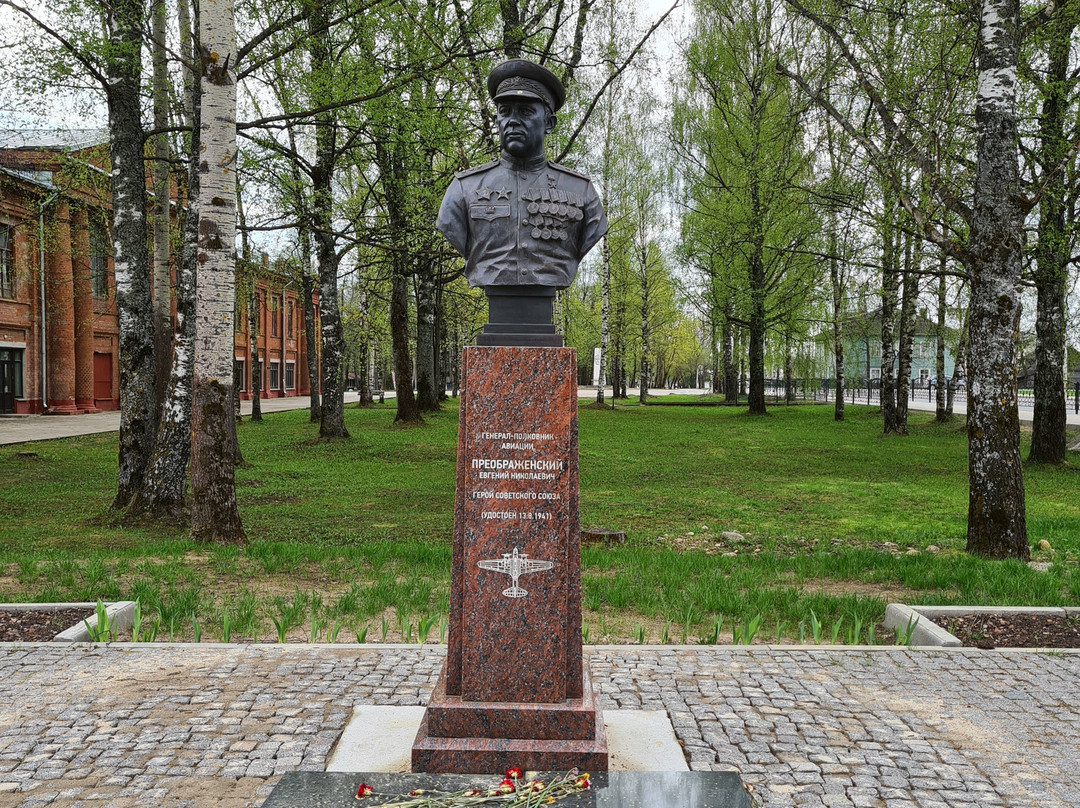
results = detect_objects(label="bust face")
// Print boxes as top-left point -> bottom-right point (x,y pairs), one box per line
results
495,99 -> 553,160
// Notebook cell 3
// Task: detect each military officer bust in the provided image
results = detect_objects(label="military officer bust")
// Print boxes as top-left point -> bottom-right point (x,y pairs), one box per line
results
437,59 -> 608,290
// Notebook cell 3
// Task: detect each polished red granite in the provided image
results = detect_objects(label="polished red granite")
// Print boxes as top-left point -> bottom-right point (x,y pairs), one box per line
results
411,710 -> 609,775
424,664 -> 598,741
414,346 -> 605,774
447,346 -> 582,704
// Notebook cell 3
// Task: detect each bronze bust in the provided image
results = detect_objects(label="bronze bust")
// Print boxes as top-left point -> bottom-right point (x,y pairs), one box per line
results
437,60 -> 608,293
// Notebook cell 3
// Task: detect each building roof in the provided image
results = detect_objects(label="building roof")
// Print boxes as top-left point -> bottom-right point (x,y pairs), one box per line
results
0,164 -> 55,189
0,128 -> 109,152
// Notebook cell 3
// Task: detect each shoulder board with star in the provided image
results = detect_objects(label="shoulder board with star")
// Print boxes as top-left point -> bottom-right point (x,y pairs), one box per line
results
455,160 -> 499,179
546,162 -> 590,181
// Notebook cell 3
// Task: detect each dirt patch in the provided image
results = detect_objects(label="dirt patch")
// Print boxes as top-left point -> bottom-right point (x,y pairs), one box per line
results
943,612 -> 1080,649
0,607 -> 94,641
794,577 -> 933,603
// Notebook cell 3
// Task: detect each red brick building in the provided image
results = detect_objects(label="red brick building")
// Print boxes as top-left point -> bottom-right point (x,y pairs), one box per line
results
235,256 -> 317,401
0,130 -> 316,415
0,130 -> 118,414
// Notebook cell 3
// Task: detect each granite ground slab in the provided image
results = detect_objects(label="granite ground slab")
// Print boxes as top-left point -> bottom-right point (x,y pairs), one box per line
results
261,771 -> 750,807
1,643 -> 1079,807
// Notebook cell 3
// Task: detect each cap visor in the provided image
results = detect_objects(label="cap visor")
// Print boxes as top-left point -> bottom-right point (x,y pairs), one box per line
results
493,89 -> 547,104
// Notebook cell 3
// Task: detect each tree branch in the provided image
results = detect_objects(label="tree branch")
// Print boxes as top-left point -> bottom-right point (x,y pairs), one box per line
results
0,0 -> 108,86
776,62 -> 973,267
554,1 -> 679,163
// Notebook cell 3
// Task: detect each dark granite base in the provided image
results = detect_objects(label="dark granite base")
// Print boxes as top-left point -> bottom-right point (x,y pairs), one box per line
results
262,771 -> 752,807
475,330 -> 563,346
478,288 -> 563,347
425,664 -> 598,741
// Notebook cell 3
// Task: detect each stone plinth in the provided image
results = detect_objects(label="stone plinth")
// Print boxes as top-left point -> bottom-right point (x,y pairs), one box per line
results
412,345 -> 605,773
424,665 -> 598,741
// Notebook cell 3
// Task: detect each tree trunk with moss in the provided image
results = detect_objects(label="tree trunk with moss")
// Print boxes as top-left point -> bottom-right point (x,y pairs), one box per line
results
129,44 -> 201,521
108,0 -> 157,510
965,0 -> 1027,559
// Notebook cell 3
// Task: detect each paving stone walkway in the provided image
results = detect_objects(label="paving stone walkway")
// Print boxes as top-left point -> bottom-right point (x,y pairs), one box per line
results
1,644 -> 1078,808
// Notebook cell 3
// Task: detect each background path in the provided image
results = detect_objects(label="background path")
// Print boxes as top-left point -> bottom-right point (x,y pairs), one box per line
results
4,388 -> 1078,446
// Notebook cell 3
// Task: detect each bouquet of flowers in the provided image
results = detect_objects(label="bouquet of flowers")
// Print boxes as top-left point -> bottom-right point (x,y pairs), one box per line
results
355,767 -> 592,806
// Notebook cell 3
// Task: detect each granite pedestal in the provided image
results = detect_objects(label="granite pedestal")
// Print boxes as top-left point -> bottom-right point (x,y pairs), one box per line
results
412,345 -> 606,773
262,772 -> 752,808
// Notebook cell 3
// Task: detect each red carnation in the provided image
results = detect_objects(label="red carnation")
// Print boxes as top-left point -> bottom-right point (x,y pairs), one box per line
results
505,766 -> 523,780
498,778 -> 516,793
355,782 -> 373,798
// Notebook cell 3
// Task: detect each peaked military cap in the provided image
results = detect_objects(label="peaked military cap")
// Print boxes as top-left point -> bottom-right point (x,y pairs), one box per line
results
487,59 -> 566,112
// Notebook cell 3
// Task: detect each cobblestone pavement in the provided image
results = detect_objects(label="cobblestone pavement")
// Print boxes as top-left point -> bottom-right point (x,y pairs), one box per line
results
1,644 -> 1078,808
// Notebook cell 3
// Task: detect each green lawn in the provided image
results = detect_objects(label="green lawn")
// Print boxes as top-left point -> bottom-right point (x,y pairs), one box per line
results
1,400 -> 1078,644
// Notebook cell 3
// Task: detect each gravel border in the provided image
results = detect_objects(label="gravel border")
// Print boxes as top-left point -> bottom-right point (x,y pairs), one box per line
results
0,601 -> 137,641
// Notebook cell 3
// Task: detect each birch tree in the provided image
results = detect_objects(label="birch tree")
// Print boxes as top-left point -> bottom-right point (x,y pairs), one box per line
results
963,0 -> 1027,558
780,0 -> 1030,558
108,0 -> 160,509
190,0 -> 245,544
1027,0 -> 1079,463
150,0 -> 172,414
0,0 -> 165,509
129,1 -> 200,520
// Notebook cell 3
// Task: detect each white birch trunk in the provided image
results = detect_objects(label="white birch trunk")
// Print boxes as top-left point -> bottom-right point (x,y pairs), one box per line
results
130,16 -> 200,520
151,0 -> 172,416
190,0 -> 244,543
108,0 -> 157,510
597,232 -> 610,404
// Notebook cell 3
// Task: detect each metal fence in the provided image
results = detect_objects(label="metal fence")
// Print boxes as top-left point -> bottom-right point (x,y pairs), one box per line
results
761,378 -> 1080,413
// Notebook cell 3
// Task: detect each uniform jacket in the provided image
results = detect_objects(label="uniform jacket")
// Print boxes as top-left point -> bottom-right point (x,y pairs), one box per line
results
437,155 -> 608,288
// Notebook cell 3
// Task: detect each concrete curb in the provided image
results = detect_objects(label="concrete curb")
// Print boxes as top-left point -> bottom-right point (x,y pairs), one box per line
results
884,603 -> 1080,648
911,605 -> 1080,619
884,604 -> 961,647
54,601 -> 136,641
0,601 -> 138,642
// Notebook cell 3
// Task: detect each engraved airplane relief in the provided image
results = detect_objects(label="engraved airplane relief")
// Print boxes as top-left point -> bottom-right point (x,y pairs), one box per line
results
477,546 -> 554,598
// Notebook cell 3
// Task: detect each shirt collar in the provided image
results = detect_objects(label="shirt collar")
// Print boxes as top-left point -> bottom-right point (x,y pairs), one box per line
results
501,152 -> 547,172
